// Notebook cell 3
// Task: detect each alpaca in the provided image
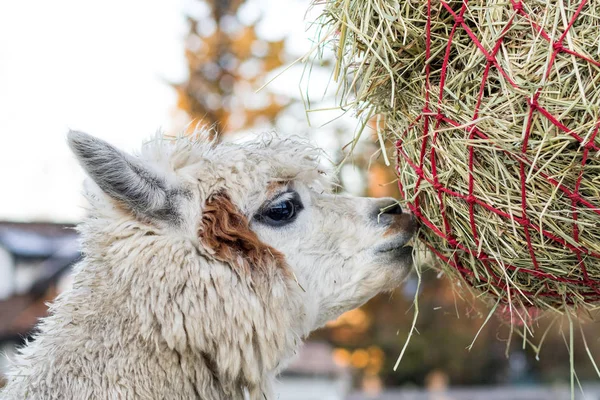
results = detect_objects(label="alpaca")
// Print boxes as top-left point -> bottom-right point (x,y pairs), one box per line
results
1,130 -> 416,399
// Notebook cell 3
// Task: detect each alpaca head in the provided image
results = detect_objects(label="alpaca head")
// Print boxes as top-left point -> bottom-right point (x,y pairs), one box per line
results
68,130 -> 415,361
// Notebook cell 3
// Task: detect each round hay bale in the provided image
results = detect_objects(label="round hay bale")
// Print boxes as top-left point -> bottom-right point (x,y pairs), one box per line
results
317,0 -> 600,312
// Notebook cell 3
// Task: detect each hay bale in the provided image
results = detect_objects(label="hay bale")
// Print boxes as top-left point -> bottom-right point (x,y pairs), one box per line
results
316,0 -> 600,313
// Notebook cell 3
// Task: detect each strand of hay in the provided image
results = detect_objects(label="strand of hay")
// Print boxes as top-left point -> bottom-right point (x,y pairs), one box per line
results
312,0 -> 600,315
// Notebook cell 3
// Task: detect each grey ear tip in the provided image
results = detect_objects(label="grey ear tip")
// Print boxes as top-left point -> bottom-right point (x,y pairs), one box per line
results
67,130 -> 92,146
67,131 -> 102,158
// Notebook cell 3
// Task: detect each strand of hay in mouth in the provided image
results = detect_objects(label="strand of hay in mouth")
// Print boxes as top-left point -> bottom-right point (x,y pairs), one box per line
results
311,0 -> 600,315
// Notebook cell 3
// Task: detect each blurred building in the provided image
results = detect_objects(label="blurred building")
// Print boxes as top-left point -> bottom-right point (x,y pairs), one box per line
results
275,341 -> 351,400
0,222 -> 79,378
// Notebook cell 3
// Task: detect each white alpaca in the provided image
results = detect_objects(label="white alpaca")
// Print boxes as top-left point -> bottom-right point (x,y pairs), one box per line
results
1,131 -> 416,399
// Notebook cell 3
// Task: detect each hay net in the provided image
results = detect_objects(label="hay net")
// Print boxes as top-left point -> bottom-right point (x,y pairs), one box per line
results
318,0 -> 600,312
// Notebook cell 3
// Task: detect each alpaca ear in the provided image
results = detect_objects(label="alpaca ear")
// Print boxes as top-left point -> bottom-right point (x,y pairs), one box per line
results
67,130 -> 178,221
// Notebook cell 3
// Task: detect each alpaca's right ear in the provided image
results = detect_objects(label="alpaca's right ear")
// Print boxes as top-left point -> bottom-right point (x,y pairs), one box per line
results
67,130 -> 179,221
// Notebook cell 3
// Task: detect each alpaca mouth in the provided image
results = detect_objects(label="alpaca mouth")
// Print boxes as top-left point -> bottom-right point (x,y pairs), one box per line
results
375,237 -> 414,259
377,242 -> 412,253
381,244 -> 413,258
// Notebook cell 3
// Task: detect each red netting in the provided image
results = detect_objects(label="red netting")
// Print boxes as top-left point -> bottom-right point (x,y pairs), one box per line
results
395,0 -> 600,307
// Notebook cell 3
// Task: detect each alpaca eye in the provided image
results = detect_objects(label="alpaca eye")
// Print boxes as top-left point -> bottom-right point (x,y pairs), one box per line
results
255,192 -> 303,227
266,200 -> 295,221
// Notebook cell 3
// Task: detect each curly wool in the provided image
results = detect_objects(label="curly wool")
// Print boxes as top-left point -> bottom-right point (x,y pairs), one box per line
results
1,130 -> 415,399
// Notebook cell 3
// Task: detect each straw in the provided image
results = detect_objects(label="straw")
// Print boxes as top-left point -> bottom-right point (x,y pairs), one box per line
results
311,0 -> 600,314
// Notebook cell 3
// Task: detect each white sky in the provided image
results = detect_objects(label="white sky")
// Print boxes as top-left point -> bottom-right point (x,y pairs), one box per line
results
0,0 -> 188,221
0,0 -> 362,222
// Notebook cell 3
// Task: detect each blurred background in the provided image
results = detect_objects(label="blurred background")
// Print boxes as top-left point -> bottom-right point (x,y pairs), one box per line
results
0,0 -> 599,399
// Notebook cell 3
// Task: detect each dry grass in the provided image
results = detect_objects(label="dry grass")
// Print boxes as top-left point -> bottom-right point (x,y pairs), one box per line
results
310,0 -> 600,315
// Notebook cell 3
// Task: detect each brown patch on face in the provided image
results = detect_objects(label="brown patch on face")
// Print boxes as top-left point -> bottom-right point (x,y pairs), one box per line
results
384,213 -> 418,238
200,192 -> 286,274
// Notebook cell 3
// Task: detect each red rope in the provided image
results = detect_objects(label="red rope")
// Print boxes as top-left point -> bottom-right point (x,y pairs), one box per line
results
396,0 -> 600,305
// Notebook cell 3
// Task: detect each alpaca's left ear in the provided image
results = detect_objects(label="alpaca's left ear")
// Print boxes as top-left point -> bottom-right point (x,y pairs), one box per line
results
67,130 -> 179,222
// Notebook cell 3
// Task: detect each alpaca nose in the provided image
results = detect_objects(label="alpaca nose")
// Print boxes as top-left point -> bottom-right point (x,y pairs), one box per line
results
382,202 -> 403,215
372,198 -> 418,235
372,198 -> 403,223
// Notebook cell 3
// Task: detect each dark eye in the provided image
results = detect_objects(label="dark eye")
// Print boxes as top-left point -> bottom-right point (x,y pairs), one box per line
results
266,200 -> 295,221
255,192 -> 303,227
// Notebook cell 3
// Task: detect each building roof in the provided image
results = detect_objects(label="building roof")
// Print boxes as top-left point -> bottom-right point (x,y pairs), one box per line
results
0,221 -> 77,258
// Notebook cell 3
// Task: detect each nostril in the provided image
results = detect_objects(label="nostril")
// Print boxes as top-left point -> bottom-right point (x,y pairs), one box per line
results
372,199 -> 405,223
381,202 -> 403,215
